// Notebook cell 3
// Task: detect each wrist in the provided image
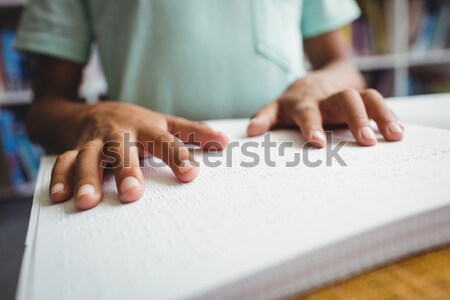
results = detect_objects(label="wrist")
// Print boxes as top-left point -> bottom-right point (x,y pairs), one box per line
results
27,98 -> 90,152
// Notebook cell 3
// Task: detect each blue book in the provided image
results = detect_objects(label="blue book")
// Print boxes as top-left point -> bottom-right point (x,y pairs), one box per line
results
15,128 -> 40,182
1,30 -> 27,90
0,111 -> 26,187
412,1 -> 440,52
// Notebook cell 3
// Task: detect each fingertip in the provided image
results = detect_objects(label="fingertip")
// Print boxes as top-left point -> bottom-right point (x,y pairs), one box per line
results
50,183 -> 71,203
308,130 -> 326,148
74,184 -> 100,210
177,164 -> 200,183
358,126 -> 378,147
384,132 -> 404,142
357,137 -> 377,147
74,195 -> 100,210
384,122 -> 404,142
247,117 -> 269,137
50,191 -> 71,203
359,139 -> 377,147
119,176 -> 144,203
120,186 -> 144,203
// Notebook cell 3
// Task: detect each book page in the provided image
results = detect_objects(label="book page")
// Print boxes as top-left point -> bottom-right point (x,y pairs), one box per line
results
19,120 -> 450,300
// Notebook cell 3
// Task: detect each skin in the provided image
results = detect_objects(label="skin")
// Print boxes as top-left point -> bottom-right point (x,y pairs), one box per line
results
247,30 -> 404,146
28,29 -> 403,210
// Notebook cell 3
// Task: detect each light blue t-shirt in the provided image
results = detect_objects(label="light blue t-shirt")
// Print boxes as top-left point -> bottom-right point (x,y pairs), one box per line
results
15,0 -> 360,120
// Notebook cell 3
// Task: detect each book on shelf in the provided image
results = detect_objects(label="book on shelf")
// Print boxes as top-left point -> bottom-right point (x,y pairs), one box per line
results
0,48 -> 4,93
353,0 -> 450,56
409,67 -> 450,95
0,109 -> 43,194
409,0 -> 427,46
15,127 -> 42,182
363,70 -> 394,97
0,110 -> 25,188
353,0 -> 388,56
0,29 -> 30,95
411,0 -> 450,52
431,2 -> 450,50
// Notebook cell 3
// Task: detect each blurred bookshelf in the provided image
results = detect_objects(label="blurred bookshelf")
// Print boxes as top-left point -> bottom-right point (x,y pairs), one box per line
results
0,3 -> 36,201
0,1 -> 106,201
347,0 -> 450,97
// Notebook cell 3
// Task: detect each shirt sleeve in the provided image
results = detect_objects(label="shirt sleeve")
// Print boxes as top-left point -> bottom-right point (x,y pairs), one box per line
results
301,0 -> 361,38
14,0 -> 92,64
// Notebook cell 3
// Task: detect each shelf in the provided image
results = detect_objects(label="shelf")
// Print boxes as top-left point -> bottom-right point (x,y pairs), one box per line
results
408,49 -> 450,67
0,0 -> 26,7
0,90 -> 32,106
353,49 -> 450,71
0,181 -> 35,201
353,54 -> 398,71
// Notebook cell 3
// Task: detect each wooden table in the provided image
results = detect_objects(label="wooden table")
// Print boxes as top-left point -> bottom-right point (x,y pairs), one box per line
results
292,246 -> 450,299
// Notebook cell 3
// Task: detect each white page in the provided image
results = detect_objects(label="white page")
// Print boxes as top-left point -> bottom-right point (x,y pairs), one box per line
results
19,120 -> 450,300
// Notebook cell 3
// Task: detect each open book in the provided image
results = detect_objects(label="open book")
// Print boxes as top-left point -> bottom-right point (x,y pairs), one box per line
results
17,119 -> 450,300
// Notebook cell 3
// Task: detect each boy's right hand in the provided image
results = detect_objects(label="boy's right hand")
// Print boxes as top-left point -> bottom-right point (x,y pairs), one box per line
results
49,101 -> 229,210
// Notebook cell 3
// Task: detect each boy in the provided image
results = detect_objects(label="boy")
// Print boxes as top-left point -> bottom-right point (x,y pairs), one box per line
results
15,0 -> 404,210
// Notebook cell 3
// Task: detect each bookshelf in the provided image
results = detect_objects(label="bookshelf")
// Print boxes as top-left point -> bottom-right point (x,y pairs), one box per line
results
0,3 -> 35,201
350,0 -> 450,97
354,49 -> 450,71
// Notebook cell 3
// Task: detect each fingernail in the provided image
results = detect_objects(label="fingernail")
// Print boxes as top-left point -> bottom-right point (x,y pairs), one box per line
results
120,176 -> 141,194
312,130 -> 326,141
388,122 -> 403,134
361,126 -> 377,141
50,183 -> 64,195
77,184 -> 96,199
178,160 -> 195,175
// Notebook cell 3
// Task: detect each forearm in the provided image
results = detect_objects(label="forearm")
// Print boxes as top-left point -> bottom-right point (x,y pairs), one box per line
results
26,97 -> 88,153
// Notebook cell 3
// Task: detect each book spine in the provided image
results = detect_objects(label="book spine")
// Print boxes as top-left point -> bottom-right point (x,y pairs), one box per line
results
0,35 -> 5,94
352,0 -> 389,55
431,2 -> 450,49
1,30 -> 29,92
0,111 -> 26,187
14,127 -> 40,182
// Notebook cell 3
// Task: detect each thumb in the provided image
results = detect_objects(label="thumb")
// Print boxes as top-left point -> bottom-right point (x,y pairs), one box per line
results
247,101 -> 279,137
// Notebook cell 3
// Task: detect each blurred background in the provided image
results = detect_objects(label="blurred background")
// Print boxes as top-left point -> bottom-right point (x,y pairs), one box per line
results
0,0 -> 449,202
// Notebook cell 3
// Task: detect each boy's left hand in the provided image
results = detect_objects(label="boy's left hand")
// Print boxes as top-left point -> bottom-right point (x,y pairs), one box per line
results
247,75 -> 404,147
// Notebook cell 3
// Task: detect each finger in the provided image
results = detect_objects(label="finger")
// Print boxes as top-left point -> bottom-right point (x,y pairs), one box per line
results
50,150 -> 77,203
247,101 -> 279,137
360,89 -> 404,142
291,103 -> 326,148
330,89 -> 377,146
105,132 -> 144,203
74,139 -> 104,210
167,117 -> 229,150
140,128 -> 199,183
